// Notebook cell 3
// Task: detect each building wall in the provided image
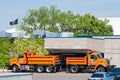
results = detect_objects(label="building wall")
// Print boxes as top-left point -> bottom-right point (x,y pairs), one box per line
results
93,36 -> 120,66
87,38 -> 104,51
45,38 -> 104,51
104,39 -> 120,53
104,39 -> 120,66
45,37 -> 120,67
104,53 -> 120,66
0,31 -> 8,37
45,38 -> 88,49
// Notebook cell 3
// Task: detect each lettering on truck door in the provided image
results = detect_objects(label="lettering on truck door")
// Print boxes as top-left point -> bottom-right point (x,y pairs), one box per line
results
18,54 -> 26,64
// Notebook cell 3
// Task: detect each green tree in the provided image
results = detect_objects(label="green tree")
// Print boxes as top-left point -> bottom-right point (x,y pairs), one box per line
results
19,6 -> 113,36
12,38 -> 48,54
58,10 -> 75,32
0,38 -> 47,68
74,13 -> 113,36
0,53 -> 9,68
47,6 -> 60,32
0,38 -> 11,68
19,7 -> 49,37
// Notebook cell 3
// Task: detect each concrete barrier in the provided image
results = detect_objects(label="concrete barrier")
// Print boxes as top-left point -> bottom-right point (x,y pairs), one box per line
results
0,73 -> 32,80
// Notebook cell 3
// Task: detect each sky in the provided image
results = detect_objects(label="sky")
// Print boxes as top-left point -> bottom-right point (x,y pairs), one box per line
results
0,0 -> 120,34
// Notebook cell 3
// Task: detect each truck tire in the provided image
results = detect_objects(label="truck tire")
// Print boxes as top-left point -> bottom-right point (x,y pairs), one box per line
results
37,66 -> 44,73
45,66 -> 53,73
97,66 -> 105,72
70,65 -> 79,73
12,65 -> 18,72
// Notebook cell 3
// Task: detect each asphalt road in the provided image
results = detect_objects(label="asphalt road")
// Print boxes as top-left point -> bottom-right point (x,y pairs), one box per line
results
33,72 -> 92,80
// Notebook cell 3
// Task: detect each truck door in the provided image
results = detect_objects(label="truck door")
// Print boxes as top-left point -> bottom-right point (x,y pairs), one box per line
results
18,54 -> 27,64
89,54 -> 97,66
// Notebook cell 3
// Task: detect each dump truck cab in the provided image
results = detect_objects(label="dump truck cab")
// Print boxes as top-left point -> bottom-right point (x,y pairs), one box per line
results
88,51 -> 109,72
9,50 -> 32,72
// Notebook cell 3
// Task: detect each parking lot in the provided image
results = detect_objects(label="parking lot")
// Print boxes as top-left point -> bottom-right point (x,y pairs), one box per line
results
33,72 -> 92,80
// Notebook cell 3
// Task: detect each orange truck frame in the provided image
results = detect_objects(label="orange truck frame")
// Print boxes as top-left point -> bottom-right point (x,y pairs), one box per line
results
7,50 -> 60,73
7,49 -> 114,73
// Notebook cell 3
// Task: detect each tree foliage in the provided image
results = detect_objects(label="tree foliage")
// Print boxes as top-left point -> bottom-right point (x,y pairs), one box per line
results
74,14 -> 113,36
0,38 -> 46,68
0,53 -> 9,68
0,38 -> 11,68
13,38 -> 48,54
19,6 -> 113,37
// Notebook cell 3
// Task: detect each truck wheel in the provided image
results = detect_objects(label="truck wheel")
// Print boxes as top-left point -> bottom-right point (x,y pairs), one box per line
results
45,66 -> 53,73
70,65 -> 79,73
97,66 -> 105,72
37,66 -> 44,73
12,65 -> 18,72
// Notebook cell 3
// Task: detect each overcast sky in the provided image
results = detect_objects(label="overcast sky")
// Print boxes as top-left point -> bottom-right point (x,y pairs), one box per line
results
0,0 -> 120,32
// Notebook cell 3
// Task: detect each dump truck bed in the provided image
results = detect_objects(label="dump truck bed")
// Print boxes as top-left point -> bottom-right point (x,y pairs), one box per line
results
66,57 -> 87,65
27,55 -> 60,65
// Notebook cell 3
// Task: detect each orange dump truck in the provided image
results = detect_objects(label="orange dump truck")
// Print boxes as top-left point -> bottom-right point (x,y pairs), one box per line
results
7,49 -> 113,73
65,50 -> 111,73
7,50 -> 60,73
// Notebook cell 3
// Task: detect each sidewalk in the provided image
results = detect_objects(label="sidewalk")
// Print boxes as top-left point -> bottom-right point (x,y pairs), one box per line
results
0,69 -> 11,73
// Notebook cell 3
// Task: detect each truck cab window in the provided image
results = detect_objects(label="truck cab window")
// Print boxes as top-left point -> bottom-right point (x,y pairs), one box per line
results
18,54 -> 24,58
97,54 -> 103,59
91,55 -> 97,59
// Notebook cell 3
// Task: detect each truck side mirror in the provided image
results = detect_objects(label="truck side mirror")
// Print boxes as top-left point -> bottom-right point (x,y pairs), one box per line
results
101,53 -> 104,58
110,57 -> 112,60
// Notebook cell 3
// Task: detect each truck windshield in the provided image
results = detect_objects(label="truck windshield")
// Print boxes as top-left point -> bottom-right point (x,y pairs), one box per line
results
97,54 -> 103,59
18,54 -> 24,58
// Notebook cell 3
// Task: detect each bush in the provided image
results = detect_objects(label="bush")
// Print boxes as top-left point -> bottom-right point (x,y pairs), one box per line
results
12,38 -> 48,54
0,53 -> 9,68
0,38 -> 11,68
0,38 -> 47,68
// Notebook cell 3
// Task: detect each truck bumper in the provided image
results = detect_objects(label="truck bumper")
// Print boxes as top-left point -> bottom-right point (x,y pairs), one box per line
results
6,63 -> 12,70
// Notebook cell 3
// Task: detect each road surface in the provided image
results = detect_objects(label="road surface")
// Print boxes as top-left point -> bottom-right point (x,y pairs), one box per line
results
33,72 -> 91,80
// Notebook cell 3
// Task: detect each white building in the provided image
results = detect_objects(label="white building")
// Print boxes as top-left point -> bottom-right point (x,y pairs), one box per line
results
4,28 -> 74,38
99,17 -> 120,35
0,31 -> 8,37
5,28 -> 30,38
